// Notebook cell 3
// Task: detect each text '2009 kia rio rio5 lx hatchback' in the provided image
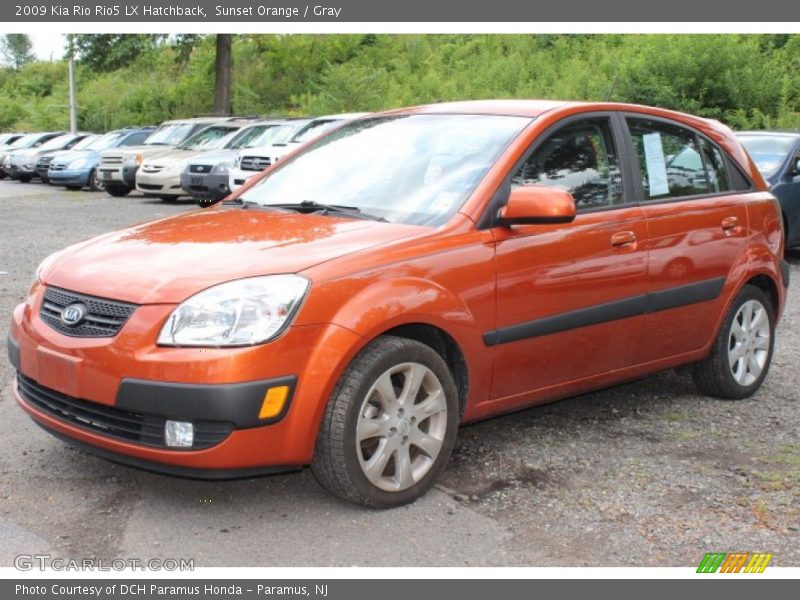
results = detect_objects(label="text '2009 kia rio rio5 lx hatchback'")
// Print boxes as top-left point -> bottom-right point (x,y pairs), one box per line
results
8,101 -> 789,508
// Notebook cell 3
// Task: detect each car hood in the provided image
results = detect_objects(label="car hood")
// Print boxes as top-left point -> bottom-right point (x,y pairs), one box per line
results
52,149 -> 100,164
42,208 -> 427,305
142,148 -> 210,168
103,145 -> 176,159
188,149 -> 237,166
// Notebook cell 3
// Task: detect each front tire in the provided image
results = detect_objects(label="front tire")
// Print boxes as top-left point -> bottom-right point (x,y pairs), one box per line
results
88,169 -> 104,192
105,185 -> 131,197
693,285 -> 775,400
312,336 -> 459,508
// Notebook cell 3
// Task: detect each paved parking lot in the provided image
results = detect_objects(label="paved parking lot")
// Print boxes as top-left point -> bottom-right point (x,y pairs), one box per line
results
1,179 -> 798,567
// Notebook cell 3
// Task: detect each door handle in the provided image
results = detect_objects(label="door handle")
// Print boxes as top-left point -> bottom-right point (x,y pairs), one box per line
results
722,216 -> 740,232
611,231 -> 637,248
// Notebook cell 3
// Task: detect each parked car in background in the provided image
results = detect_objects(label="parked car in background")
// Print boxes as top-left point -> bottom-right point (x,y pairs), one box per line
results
9,101 -> 787,507
0,133 -> 26,149
98,117 -> 243,197
181,119 -> 307,205
0,132 -> 66,180
228,113 -> 369,192
36,135 -> 99,183
737,131 -> 800,250
135,118 -> 263,200
6,133 -> 94,183
48,127 -> 155,191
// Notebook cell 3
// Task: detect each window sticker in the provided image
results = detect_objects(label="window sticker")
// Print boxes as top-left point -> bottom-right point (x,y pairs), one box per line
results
642,132 -> 670,196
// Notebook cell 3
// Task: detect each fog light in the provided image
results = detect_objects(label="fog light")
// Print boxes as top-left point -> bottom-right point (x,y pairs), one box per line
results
164,420 -> 194,447
259,386 -> 289,420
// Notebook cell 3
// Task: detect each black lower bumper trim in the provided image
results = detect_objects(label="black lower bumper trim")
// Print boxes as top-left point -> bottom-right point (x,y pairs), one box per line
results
7,333 -> 20,371
780,259 -> 790,289
116,375 -> 296,428
34,420 -> 300,480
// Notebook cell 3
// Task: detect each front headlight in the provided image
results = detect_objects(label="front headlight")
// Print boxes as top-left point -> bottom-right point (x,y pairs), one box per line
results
67,158 -> 91,169
157,275 -> 310,347
124,154 -> 143,166
213,160 -> 235,174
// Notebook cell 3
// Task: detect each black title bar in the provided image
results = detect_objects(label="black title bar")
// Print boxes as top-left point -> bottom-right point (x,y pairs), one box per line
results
4,0 -> 800,22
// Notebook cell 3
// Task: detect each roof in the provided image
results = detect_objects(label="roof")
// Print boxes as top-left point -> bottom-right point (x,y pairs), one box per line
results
396,99 -> 573,117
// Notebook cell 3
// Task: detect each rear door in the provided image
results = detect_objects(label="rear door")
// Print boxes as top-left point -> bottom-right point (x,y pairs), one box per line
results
622,116 -> 750,362
489,113 -> 649,400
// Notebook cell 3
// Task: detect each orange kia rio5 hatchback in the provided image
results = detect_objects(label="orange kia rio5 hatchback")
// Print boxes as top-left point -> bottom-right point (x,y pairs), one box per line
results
8,101 -> 789,507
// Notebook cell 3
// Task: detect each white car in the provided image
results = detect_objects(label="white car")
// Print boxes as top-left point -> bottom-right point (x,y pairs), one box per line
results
228,113 -> 369,193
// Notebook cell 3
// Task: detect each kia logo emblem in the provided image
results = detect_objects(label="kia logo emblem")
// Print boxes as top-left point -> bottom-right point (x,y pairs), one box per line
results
60,303 -> 88,326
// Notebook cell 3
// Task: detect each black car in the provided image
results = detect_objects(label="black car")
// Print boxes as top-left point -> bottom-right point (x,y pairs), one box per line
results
737,131 -> 800,250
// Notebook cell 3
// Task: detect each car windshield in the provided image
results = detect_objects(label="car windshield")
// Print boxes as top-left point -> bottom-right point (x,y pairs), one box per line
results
144,123 -> 196,146
231,124 -> 290,149
37,134 -> 74,151
8,134 -> 41,149
179,126 -> 237,150
291,119 -> 343,143
240,114 -> 531,227
70,135 -> 99,151
86,131 -> 125,151
738,135 -> 797,177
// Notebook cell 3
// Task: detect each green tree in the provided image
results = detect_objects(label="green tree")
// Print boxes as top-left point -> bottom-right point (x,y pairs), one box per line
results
71,34 -> 164,71
0,34 -> 35,70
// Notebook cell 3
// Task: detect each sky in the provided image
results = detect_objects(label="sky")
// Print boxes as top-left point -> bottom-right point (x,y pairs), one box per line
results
29,33 -> 66,61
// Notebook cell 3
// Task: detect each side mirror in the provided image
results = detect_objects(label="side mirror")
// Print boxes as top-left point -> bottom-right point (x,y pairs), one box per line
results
498,186 -> 577,226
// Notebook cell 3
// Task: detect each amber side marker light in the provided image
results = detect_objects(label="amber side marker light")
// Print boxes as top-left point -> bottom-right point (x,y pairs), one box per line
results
259,385 -> 290,420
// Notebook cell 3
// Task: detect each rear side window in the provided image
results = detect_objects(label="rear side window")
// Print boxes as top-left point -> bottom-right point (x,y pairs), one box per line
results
699,138 -> 731,194
512,117 -> 624,211
627,118 -> 734,200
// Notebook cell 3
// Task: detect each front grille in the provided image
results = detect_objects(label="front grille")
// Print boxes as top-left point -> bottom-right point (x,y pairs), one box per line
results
240,156 -> 271,171
40,286 -> 137,338
49,162 -> 67,171
102,156 -> 123,166
37,156 -> 54,169
189,185 -> 209,192
138,183 -> 163,191
141,165 -> 164,174
17,374 -> 232,449
189,164 -> 212,174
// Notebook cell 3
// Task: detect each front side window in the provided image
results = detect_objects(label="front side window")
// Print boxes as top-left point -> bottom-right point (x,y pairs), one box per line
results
627,118 -> 727,200
511,117 -> 624,210
241,114 -> 531,226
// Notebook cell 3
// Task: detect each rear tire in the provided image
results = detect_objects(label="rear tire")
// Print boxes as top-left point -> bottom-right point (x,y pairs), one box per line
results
692,285 -> 775,400
105,185 -> 131,197
312,336 -> 459,508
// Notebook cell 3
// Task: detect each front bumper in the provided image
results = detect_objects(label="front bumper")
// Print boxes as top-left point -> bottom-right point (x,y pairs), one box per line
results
9,285 -> 364,472
136,171 -> 183,197
180,171 -> 230,200
228,167 -> 259,192
7,165 -> 36,179
48,168 -> 92,187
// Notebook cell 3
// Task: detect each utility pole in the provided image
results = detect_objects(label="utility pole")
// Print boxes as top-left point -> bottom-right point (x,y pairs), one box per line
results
67,36 -> 77,133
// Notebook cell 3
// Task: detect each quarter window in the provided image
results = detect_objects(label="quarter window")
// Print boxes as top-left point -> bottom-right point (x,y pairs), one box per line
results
511,118 -> 624,210
699,138 -> 731,194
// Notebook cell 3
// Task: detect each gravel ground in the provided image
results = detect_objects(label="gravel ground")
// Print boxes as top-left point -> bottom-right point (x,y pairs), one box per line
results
0,180 -> 798,567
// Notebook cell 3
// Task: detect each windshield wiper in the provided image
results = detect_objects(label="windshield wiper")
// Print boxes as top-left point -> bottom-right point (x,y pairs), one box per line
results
232,199 -> 386,222
271,201 -> 387,222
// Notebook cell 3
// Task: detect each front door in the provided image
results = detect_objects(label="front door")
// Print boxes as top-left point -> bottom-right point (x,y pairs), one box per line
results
489,114 -> 649,401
